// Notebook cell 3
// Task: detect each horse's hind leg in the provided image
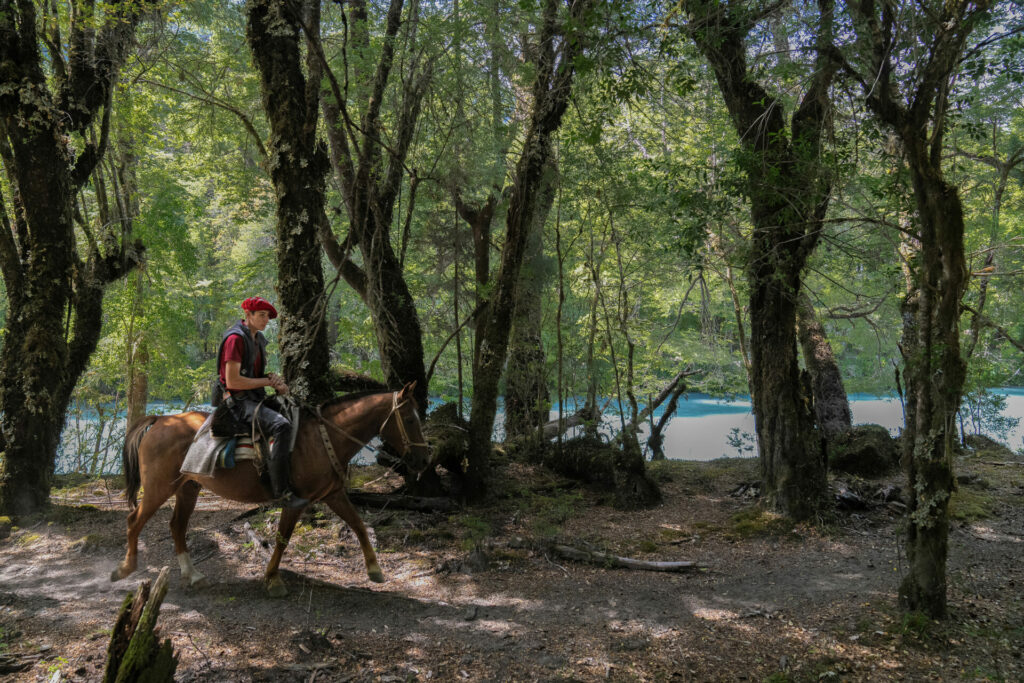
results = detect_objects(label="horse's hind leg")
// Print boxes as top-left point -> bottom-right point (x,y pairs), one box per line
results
170,480 -> 208,588
322,491 -> 384,583
111,479 -> 179,582
264,505 -> 304,598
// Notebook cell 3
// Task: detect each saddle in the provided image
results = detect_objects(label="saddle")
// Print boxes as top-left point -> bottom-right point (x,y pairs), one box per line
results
181,414 -> 263,477
180,398 -> 302,478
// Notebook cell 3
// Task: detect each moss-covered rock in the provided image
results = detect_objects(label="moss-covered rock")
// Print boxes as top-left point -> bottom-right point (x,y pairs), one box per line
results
423,402 -> 470,475
829,425 -> 899,477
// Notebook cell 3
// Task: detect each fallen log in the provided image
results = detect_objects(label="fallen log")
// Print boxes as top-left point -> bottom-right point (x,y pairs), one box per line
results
103,566 -> 177,683
541,399 -> 612,441
547,543 -> 705,573
347,490 -> 457,512
0,653 -> 38,675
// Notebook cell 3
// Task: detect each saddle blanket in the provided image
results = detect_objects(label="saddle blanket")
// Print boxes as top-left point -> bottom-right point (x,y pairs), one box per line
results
181,414 -> 260,477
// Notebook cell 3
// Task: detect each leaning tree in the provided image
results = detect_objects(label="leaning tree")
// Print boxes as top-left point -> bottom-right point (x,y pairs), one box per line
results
465,0 -> 594,497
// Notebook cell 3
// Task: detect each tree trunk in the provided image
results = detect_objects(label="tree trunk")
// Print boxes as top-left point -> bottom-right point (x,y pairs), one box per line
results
103,567 -> 177,682
796,290 -> 852,441
846,0 -> 983,618
127,341 -> 149,429
465,0 -> 591,499
452,191 -> 499,370
0,2 -> 146,516
748,268 -> 824,518
505,161 -> 557,441
247,0 -> 333,405
684,0 -> 837,520
897,167 -> 966,618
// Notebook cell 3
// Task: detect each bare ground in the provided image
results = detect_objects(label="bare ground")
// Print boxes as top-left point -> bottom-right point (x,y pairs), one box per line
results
1,451 -> 1022,682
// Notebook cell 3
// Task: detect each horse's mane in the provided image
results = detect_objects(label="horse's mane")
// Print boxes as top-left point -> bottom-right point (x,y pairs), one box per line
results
319,389 -> 388,411
310,371 -> 391,413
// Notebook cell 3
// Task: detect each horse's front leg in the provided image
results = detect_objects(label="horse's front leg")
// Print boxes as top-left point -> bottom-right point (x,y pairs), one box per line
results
322,490 -> 384,583
264,505 -> 304,598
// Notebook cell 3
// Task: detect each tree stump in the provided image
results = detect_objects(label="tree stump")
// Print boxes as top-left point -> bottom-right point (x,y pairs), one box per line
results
103,566 -> 177,683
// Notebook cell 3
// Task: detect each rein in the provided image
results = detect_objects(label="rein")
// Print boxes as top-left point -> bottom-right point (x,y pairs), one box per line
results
314,391 -> 426,479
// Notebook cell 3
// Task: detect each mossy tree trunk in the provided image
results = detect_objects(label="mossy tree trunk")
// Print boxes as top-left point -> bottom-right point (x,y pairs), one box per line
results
453,190 -> 500,369
0,1 -> 147,516
683,0 -> 839,520
846,0 -> 986,618
465,0 -> 592,499
246,0 -> 333,405
505,161 -> 557,441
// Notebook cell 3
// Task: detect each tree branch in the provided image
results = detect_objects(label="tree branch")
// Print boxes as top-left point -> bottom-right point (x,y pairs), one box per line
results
318,216 -> 368,301
611,368 -> 697,447
425,300 -> 486,384
138,78 -> 269,164
961,303 -> 1024,355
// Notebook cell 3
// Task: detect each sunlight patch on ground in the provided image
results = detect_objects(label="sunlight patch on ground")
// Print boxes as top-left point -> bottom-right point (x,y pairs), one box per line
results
454,592 -> 545,611
693,607 -> 738,621
425,616 -> 521,636
966,523 -> 1023,543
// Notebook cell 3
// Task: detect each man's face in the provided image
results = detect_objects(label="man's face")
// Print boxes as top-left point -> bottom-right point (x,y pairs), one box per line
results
246,309 -> 271,332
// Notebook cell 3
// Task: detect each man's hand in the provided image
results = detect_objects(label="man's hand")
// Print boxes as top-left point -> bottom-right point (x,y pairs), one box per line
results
267,373 -> 290,396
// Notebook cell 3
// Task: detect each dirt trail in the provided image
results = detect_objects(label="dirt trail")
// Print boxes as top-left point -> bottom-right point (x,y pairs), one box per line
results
1,456 -> 1021,681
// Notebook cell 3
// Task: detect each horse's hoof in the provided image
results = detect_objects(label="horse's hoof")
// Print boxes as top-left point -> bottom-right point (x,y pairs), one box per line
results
110,566 -> 129,582
367,568 -> 385,583
266,578 -> 288,598
188,575 -> 210,589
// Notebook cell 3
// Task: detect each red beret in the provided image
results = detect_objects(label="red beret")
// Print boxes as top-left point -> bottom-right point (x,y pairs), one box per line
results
241,297 -> 278,319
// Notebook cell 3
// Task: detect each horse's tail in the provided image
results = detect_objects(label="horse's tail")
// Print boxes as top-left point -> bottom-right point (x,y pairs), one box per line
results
122,415 -> 159,510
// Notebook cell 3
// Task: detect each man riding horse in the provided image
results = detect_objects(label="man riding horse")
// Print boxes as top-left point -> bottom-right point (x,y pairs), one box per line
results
215,296 -> 308,508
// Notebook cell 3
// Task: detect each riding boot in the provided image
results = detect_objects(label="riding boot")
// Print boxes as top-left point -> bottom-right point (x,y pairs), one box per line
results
267,440 -> 308,509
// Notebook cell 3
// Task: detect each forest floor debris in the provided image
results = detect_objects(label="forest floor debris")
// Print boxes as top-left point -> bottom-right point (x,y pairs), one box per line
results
1,449 -> 1022,681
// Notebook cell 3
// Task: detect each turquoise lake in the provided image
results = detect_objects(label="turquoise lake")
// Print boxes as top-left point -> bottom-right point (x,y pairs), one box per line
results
57,389 -> 1024,473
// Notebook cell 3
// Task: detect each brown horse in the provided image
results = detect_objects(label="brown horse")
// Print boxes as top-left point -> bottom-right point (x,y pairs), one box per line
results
111,382 -> 432,597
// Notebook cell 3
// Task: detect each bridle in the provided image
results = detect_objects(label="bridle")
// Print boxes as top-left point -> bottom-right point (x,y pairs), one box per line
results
379,391 -> 430,455
315,391 -> 429,460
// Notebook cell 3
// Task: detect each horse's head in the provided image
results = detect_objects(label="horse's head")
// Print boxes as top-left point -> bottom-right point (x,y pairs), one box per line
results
379,382 -> 433,475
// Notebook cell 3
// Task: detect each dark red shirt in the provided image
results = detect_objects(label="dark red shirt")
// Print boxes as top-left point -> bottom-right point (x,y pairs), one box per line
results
217,332 -> 263,390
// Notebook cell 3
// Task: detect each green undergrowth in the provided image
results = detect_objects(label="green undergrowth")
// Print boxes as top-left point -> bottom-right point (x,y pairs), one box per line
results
452,514 -> 492,550
0,625 -> 18,653
650,457 -> 758,491
50,473 -> 126,498
725,506 -> 797,540
347,466 -> 387,489
949,486 -> 998,522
